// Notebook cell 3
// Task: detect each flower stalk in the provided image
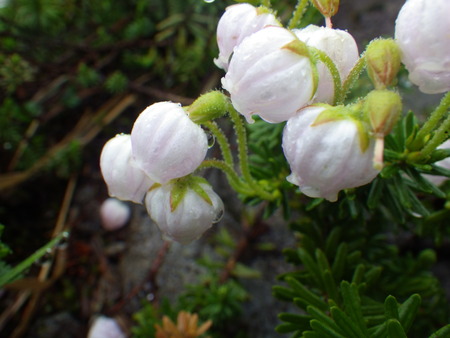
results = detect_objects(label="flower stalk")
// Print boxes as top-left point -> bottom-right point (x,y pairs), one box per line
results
338,54 -> 367,104
227,103 -> 277,201
309,46 -> 342,105
288,0 -> 310,29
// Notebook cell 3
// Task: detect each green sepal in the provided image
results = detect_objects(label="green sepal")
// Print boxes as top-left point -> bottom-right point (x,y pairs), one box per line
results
170,180 -> 188,212
353,119 -> 371,152
282,38 -> 310,57
282,39 -> 319,99
311,105 -> 371,152
190,176 -> 213,205
169,176 -> 213,212
148,183 -> 161,192
311,105 -> 347,126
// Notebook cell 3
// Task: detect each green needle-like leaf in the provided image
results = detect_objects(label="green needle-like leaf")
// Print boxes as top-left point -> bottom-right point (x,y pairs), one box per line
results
398,294 -> 421,333
341,281 -> 368,336
384,295 -> 399,320
387,319 -> 407,338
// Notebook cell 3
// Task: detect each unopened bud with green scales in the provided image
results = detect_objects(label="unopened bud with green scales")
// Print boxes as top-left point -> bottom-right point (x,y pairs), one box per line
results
363,89 -> 402,169
365,38 -> 401,89
310,0 -> 340,18
187,91 -> 229,124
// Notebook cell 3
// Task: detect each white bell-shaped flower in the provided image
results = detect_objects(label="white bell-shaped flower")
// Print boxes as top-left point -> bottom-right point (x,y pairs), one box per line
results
88,316 -> 125,338
100,134 -> 153,204
395,0 -> 450,94
214,3 -> 280,71
222,26 -> 315,124
100,198 -> 131,231
282,105 -> 380,202
294,25 -> 359,103
145,179 -> 224,244
131,102 -> 208,184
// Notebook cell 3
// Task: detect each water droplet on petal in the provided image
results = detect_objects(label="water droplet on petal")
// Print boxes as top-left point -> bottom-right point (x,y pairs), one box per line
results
213,208 -> 224,224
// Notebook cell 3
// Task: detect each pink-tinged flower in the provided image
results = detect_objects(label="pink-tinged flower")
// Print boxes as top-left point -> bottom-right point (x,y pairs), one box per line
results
131,102 -> 208,183
282,105 -> 380,202
395,0 -> 450,94
294,25 -> 359,103
87,316 -> 125,338
214,3 -> 280,71
222,26 -> 315,124
100,198 -> 131,231
145,180 -> 224,244
100,134 -> 153,204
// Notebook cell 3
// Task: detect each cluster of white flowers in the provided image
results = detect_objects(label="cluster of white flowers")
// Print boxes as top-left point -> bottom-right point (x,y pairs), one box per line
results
100,102 -> 223,244
216,3 -> 381,201
100,0 -> 449,243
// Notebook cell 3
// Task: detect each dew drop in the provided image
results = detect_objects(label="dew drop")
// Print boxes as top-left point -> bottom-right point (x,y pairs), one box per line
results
207,132 -> 216,148
213,208 -> 224,224
57,231 -> 70,250
204,0 -> 215,3
35,248 -> 53,266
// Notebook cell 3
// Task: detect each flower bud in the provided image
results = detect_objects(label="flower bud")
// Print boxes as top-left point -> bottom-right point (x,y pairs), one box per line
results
395,0 -> 450,94
131,102 -> 208,184
282,105 -> 379,202
364,89 -> 402,137
100,198 -> 131,231
365,38 -> 401,89
100,134 -> 154,204
88,316 -> 125,338
214,3 -> 280,71
363,90 -> 402,170
294,25 -> 359,104
310,0 -> 340,18
222,26 -> 315,123
187,91 -> 228,124
145,178 -> 224,244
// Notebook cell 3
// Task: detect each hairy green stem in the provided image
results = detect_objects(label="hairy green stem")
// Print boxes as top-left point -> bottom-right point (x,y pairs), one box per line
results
310,47 -> 342,106
338,54 -> 367,104
227,104 -> 275,201
409,92 -> 450,151
198,159 -> 249,195
288,0 -> 309,29
203,121 -> 234,167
